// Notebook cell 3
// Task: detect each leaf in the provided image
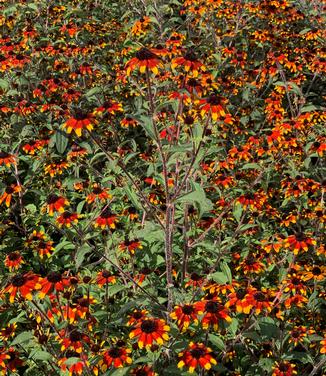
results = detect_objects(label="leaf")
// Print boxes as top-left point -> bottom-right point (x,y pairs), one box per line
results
211,272 -> 228,284
139,115 -> 156,140
241,163 -> 261,170
233,203 -> 243,223
220,262 -> 232,282
85,86 -> 102,97
30,350 -> 52,361
75,245 -> 92,269
11,331 -> 34,346
55,130 -> 69,154
208,334 -> 225,350
177,182 -> 213,217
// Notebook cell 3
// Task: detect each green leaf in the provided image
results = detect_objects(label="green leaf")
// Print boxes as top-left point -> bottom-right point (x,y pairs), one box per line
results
177,182 -> 213,216
220,262 -> 232,282
55,130 -> 69,154
75,245 -> 92,269
11,331 -> 34,346
30,350 -> 52,361
211,272 -> 228,284
208,334 -> 225,350
233,203 -> 243,222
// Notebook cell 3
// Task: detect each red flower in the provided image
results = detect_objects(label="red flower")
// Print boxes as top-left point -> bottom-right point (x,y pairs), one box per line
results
56,211 -> 80,227
170,303 -> 200,330
0,152 -> 16,167
284,233 -> 316,254
100,347 -> 132,369
200,94 -> 229,122
4,252 -> 24,271
0,185 -> 22,207
126,48 -> 162,75
86,184 -> 111,204
96,270 -> 117,287
95,208 -> 118,229
129,318 -> 170,349
194,299 -> 231,330
63,111 -> 95,137
178,342 -> 217,373
4,272 -> 41,303
119,239 -> 143,254
46,194 -> 69,216
272,361 -> 297,376
130,365 -> 157,376
172,50 -> 205,77
39,271 -> 70,298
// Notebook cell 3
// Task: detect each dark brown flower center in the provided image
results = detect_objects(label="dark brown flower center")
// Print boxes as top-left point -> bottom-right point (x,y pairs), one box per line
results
47,271 -> 62,283
132,311 -> 143,320
74,111 -> 88,120
205,301 -> 218,313
182,304 -> 194,315
254,292 -> 266,302
101,270 -> 111,278
0,151 -> 10,158
279,363 -> 289,372
47,194 -> 59,204
108,347 -> 122,358
184,50 -> 198,62
190,272 -> 201,281
69,330 -> 82,342
5,186 -> 14,194
101,209 -> 114,218
207,94 -> 222,105
140,319 -> 158,333
11,274 -> 26,287
295,232 -> 305,242
190,347 -> 205,359
236,289 -> 246,299
93,187 -> 103,194
135,370 -> 147,376
8,252 -> 20,261
184,115 -> 194,125
312,267 -> 321,276
135,48 -> 158,61
62,211 -> 72,219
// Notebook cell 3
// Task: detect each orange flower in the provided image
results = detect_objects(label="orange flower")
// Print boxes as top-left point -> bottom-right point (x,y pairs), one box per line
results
94,209 -> 118,229
284,233 -> 316,254
194,299 -> 231,330
272,361 -> 297,376
93,100 -> 123,116
172,50 -> 205,77
100,347 -> 132,369
56,211 -> 80,227
226,288 -> 253,314
96,270 -> 117,287
200,94 -> 228,121
129,318 -> 170,349
320,338 -> 326,354
46,194 -> 69,216
178,342 -> 217,373
86,184 -> 111,204
63,111 -> 95,137
119,239 -> 143,254
127,309 -> 148,326
246,288 -> 272,314
58,352 -> 89,375
0,323 -> 17,341
39,271 -> 70,298
4,252 -> 24,271
59,329 -> 89,353
126,48 -> 162,76
0,185 -> 21,207
170,303 -> 200,331
4,272 -> 41,303
120,117 -> 138,128
130,365 -> 157,376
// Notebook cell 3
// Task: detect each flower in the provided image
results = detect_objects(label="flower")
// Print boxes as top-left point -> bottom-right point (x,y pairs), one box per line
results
226,288 -> 252,314
63,111 -> 95,136
86,184 -> 111,204
120,116 -> 138,128
302,265 -> 326,281
100,347 -> 132,369
199,94 -> 229,122
127,310 -> 148,326
94,208 -> 118,229
59,329 -> 89,353
119,239 -> 143,254
129,318 -> 169,349
4,252 -> 24,271
0,323 -> 17,341
284,233 -> 316,254
194,299 -> 231,330
126,48 -> 162,75
246,289 -> 273,314
170,303 -> 200,331
130,365 -> 157,376
0,152 -> 16,167
272,361 -> 297,376
96,270 -> 117,287
93,100 -> 123,116
178,342 -> 217,373
4,272 -> 41,303
172,50 -> 205,77
0,185 -> 22,207
39,271 -> 70,298
56,211 -> 80,227
46,194 -> 69,216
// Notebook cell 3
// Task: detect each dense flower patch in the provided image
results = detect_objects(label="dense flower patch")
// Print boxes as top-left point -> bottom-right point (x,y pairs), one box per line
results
0,0 -> 325,375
